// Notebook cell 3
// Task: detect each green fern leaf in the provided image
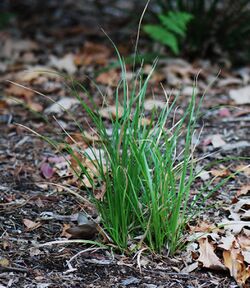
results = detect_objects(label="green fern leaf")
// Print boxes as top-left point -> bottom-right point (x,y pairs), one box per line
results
159,14 -> 185,37
168,11 -> 193,32
143,25 -> 179,54
158,12 -> 192,37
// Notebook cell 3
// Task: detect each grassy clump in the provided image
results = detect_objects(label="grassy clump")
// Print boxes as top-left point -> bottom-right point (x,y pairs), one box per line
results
66,51 -> 204,255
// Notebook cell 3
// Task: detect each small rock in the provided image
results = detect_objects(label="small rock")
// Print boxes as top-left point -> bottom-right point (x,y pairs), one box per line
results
229,85 -> 250,104
142,284 -> 158,288
120,277 -> 140,286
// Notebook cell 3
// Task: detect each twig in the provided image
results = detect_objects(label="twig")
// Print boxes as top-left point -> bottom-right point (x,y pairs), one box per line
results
0,266 -> 30,273
143,268 -> 197,279
222,116 -> 250,122
67,247 -> 106,265
35,239 -> 107,248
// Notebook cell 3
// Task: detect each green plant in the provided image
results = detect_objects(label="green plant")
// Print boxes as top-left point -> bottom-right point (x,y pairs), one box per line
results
153,0 -> 250,63
61,50 -> 209,254
30,37 -> 234,254
143,11 -> 193,54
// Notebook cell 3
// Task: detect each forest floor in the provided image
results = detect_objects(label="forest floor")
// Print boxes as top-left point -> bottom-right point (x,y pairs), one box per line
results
0,1 -> 250,287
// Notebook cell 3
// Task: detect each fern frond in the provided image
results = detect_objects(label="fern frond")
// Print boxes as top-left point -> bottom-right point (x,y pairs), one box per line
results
143,25 -> 179,54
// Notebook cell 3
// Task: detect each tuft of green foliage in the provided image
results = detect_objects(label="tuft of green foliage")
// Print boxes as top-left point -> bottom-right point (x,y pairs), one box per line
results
143,11 -> 193,54
71,72 -> 199,254
154,0 -> 250,63
62,39 -> 223,254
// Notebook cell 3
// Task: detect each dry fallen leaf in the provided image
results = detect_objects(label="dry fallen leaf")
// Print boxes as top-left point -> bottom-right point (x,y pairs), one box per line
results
61,223 -> 72,238
219,220 -> 250,234
234,199 -> 250,213
235,67 -> 250,85
5,84 -> 35,101
140,117 -> 151,126
74,42 -> 110,66
18,71 -> 44,83
181,262 -> 199,273
81,132 -> 101,143
197,237 -> 225,270
235,165 -> 250,177
80,175 -> 93,188
96,69 -> 120,86
237,233 -> 250,252
210,168 -> 231,178
83,159 -> 103,178
227,199 -> 250,221
241,210 -> 250,221
197,170 -> 211,181
54,161 -> 70,177
16,66 -> 57,82
23,218 -> 41,230
237,185 -> 250,197
5,84 -> 43,111
70,149 -> 106,188
69,151 -> 85,174
82,147 -> 106,163
189,221 -> 217,233
66,132 -> 100,145
99,105 -> 124,120
229,85 -> 250,105
242,251 -> 250,265
218,234 -> 235,251
144,99 -> 166,111
223,246 -> 250,285
45,97 -> 79,115
211,134 -> 226,148
50,54 -> 77,74
1,38 -> 38,58
93,183 -> 106,201
163,63 -> 194,86
239,233 -> 250,264
217,78 -> 242,87
182,86 -> 198,96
